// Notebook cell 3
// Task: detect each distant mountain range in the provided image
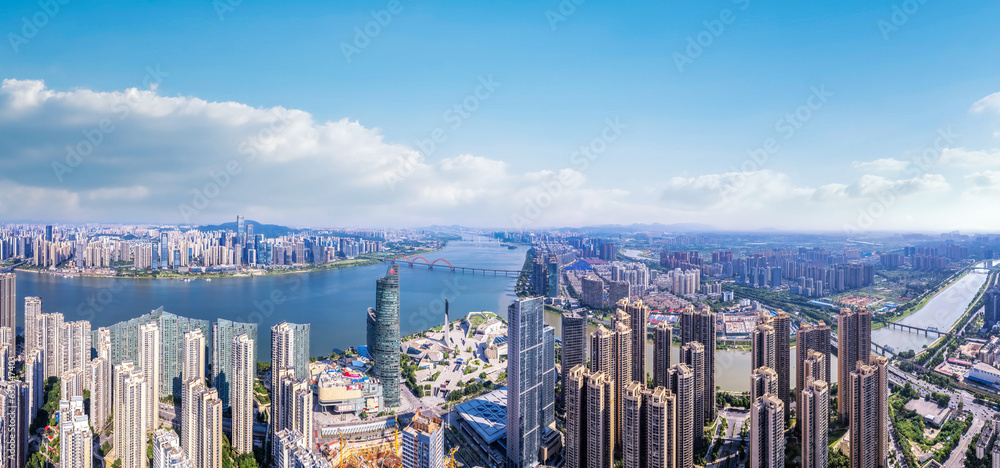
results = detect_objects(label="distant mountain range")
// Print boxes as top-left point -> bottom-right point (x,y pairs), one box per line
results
196,220 -> 301,238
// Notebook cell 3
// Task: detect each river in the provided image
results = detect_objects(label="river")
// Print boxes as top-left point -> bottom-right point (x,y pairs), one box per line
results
13,241 -> 985,392
12,237 -> 528,361
871,269 -> 990,354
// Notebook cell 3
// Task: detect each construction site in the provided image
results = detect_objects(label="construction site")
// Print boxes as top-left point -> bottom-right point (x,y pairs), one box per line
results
315,415 -> 459,468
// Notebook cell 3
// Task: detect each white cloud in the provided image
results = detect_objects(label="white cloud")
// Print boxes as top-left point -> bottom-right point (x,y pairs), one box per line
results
938,148 -> 1000,168
971,91 -> 1000,114
852,158 -> 909,172
0,78 -> 998,231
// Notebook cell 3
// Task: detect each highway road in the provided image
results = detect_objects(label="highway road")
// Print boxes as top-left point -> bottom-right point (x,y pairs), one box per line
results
887,364 -> 997,468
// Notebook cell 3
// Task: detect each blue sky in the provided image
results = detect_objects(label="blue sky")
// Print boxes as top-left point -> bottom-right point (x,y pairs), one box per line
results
1,0 -> 999,231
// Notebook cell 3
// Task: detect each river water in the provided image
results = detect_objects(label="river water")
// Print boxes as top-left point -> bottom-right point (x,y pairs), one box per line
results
12,237 -> 527,361
871,269 -> 990,354
13,239 -> 985,391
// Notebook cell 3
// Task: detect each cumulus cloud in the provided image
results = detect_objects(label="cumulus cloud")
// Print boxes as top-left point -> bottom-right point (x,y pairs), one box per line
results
0,79 -> 998,231
852,158 -> 909,173
938,148 -> 1000,168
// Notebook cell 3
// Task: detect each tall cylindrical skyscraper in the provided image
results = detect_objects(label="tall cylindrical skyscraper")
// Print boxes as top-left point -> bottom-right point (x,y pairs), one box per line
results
367,264 -> 400,407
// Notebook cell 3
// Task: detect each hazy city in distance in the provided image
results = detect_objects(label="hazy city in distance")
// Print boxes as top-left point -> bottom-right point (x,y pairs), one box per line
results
3,2 -> 1000,468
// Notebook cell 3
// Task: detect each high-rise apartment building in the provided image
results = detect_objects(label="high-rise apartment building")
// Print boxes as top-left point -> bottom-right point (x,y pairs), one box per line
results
270,321 -> 310,381
564,365 -> 589,468
751,367 -> 779,403
507,296 -> 546,467
63,320 -> 92,387
42,312 -> 64,378
184,329 -> 207,386
622,381 -> 646,468
61,369 -> 85,399
231,333 -> 255,455
680,341 -> 705,448
212,319 -> 257,408
801,380 -> 829,468
270,367 -> 314,461
183,379 -> 223,468
0,381 -> 27,468
837,308 -> 871,422
797,321 -> 831,415
367,265 -> 401,408
586,371 -> 614,468
848,356 -> 889,468
653,322 -> 673,389
749,394 -> 785,468
114,362 -> 148,468
581,275 -> 604,309
59,397 -> 92,468
561,309 -> 588,395
619,298 -> 650,383
592,320 -> 632,449
680,306 -> 716,421
401,411 -> 445,468
802,350 -> 826,386
0,273 -> 13,351
668,363 -> 695,468
95,327 -> 111,360
152,429 -> 192,468
751,323 -> 776,377
772,312 -> 791,420
623,382 -> 678,468
24,296 -> 42,350
139,322 -> 161,432
24,348 -> 45,422
89,356 -> 111,431
108,307 -> 211,399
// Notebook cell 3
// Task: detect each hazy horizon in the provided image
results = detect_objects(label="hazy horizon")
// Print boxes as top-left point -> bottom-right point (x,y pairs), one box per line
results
2,1 -> 999,232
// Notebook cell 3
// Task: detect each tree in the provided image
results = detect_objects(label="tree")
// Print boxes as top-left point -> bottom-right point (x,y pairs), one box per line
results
26,453 -> 46,468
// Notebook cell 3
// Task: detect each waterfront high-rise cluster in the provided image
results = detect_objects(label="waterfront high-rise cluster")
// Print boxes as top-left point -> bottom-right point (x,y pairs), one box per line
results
367,264 -> 401,408
564,301 -> 714,468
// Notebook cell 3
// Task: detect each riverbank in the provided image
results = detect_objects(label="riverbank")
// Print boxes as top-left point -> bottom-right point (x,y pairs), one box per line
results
14,247 -> 441,281
872,265 -> 975,330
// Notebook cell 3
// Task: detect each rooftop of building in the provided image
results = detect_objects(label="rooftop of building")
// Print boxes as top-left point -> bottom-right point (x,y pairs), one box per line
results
455,387 -> 507,444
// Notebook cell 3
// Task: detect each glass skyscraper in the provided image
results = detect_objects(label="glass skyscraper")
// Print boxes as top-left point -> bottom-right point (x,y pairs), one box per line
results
507,296 -> 548,467
107,307 -> 210,398
367,264 -> 401,408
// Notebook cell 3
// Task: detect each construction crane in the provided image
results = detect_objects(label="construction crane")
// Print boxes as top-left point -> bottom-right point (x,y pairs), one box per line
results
393,416 -> 400,455
338,429 -> 345,468
446,447 -> 459,468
